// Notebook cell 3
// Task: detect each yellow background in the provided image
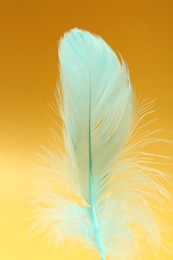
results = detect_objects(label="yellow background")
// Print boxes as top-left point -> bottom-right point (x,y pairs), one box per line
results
0,0 -> 173,259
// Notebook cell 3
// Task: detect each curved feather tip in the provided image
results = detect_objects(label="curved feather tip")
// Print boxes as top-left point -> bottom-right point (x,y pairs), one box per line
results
31,28 -> 172,259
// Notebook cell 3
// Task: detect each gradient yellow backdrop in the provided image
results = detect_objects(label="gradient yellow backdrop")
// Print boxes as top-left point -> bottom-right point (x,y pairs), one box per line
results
0,0 -> 173,259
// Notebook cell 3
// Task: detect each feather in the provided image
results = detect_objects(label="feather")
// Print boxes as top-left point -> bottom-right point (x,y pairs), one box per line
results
31,28 -> 171,259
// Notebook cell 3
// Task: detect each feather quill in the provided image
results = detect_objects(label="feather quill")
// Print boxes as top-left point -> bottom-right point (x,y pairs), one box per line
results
31,29 -> 171,259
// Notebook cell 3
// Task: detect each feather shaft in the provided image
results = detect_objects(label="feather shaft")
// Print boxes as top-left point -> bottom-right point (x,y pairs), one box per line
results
88,73 -> 105,260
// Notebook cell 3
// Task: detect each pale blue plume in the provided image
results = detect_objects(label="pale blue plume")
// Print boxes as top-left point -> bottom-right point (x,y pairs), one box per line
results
31,29 -> 171,259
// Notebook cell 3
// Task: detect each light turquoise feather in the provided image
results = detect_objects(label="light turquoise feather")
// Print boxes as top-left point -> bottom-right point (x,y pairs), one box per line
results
59,29 -> 132,259
31,29 -> 171,259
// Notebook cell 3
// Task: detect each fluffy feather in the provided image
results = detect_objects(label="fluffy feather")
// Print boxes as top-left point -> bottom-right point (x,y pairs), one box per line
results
31,29 -> 171,259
